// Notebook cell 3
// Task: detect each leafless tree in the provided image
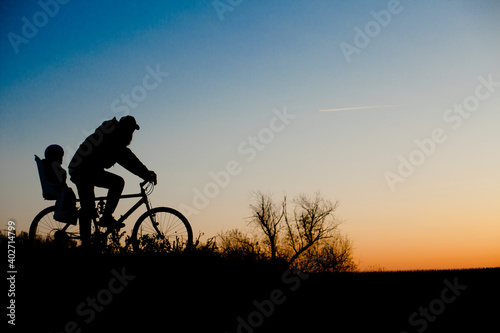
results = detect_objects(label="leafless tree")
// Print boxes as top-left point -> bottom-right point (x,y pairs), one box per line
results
249,191 -> 342,266
248,191 -> 285,260
284,193 -> 340,265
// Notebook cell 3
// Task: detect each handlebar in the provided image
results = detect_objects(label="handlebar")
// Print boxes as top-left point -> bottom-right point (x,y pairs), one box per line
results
142,171 -> 157,187
140,180 -> 155,196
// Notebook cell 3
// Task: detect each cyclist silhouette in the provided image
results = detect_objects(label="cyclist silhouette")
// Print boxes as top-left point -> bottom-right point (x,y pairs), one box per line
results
69,116 -> 157,246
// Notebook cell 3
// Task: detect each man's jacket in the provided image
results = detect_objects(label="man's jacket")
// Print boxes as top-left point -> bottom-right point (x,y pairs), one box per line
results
69,118 -> 149,181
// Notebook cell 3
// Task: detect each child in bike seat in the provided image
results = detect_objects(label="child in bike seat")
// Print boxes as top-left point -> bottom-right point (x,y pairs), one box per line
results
43,145 -> 77,224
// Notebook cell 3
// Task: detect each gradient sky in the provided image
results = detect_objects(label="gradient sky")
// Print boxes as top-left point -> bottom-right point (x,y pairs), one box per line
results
1,0 -> 499,270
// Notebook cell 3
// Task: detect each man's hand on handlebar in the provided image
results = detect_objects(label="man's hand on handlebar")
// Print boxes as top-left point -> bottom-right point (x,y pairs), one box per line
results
146,170 -> 157,185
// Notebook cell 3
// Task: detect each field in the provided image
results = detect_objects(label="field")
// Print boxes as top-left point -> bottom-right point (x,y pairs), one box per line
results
13,245 -> 499,333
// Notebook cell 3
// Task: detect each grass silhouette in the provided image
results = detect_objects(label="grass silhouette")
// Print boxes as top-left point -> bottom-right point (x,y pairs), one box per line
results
6,230 -> 499,332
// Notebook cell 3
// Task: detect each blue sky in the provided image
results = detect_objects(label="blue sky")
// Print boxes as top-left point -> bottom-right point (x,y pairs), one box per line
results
1,0 -> 499,270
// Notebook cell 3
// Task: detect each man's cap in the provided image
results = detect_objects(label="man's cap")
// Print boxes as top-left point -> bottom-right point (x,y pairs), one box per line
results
119,116 -> 140,130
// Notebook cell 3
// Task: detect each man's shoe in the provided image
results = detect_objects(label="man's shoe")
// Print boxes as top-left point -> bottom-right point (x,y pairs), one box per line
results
98,215 -> 125,229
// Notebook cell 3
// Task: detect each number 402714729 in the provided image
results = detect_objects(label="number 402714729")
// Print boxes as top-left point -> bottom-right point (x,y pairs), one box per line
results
7,220 -> 16,270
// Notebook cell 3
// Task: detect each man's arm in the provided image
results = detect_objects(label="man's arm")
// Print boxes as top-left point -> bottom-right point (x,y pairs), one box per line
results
117,148 -> 152,181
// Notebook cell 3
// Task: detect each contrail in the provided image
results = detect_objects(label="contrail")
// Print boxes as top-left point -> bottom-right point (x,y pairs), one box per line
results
319,104 -> 402,112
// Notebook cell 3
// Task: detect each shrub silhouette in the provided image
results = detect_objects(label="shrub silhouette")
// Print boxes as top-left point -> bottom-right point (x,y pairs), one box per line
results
218,229 -> 264,261
293,234 -> 357,273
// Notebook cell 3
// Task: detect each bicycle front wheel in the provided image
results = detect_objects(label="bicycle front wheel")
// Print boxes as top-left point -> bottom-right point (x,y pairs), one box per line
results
131,207 -> 193,253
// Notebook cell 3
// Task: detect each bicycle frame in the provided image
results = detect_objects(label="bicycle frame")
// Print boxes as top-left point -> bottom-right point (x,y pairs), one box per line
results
115,191 -> 153,225
76,181 -> 159,234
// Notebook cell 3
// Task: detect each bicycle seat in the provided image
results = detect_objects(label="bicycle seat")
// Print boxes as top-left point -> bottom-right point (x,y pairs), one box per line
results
34,154 -> 59,200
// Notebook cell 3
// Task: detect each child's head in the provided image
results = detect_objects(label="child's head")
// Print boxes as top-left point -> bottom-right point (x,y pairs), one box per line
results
44,144 -> 64,164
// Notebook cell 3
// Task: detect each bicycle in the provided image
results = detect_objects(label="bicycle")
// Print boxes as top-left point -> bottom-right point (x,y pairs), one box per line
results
29,181 -> 193,252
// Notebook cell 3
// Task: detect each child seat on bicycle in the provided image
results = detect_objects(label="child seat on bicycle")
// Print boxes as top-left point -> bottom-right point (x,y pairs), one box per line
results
35,145 -> 77,224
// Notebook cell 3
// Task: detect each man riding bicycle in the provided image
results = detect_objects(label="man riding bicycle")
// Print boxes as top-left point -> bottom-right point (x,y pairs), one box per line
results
69,116 -> 157,246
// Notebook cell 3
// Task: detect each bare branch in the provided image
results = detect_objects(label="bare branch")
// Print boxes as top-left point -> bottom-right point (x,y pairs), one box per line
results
248,191 -> 284,260
287,192 -> 340,265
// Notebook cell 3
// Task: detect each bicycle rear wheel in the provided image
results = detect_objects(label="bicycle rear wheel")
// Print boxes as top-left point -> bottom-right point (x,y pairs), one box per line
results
131,207 -> 193,253
29,206 -> 80,246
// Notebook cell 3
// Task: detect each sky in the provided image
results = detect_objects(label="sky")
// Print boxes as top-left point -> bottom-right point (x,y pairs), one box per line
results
1,0 -> 499,271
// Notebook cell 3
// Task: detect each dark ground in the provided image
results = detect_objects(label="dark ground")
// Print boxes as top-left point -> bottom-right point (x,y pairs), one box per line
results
10,246 -> 500,333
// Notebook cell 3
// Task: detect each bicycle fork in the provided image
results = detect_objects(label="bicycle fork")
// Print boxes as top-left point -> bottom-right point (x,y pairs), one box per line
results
144,198 -> 162,236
